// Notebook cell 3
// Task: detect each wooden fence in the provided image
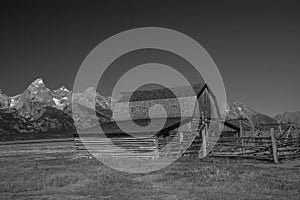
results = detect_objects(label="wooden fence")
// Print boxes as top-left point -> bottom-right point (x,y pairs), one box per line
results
208,128 -> 300,163
74,122 -> 300,164
75,135 -> 159,158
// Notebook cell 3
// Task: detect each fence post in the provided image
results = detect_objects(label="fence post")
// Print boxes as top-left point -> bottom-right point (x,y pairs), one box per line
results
154,137 -> 159,159
251,122 -> 255,137
239,118 -> 243,137
179,131 -> 183,155
202,121 -> 207,157
270,128 -> 279,164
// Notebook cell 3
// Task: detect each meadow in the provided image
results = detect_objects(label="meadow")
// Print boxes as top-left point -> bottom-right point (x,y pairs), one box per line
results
0,153 -> 299,200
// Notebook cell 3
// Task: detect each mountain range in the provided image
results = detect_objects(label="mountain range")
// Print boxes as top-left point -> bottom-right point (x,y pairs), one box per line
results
0,78 -> 294,136
225,100 -> 280,126
274,111 -> 300,127
0,78 -> 112,135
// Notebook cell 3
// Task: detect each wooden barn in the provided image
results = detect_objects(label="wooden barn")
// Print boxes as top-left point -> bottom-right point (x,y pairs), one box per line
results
75,83 -> 224,159
75,83 -> 300,163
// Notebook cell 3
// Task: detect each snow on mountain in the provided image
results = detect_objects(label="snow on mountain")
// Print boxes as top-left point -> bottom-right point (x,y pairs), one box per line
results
0,79 -> 75,133
52,86 -> 72,110
9,94 -> 21,107
67,87 -> 113,130
12,78 -> 54,109
59,86 -> 70,92
226,100 -> 277,126
225,100 -> 258,119
71,87 -> 112,110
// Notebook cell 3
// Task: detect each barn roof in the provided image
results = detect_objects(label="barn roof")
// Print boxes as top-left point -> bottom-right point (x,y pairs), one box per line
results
118,83 -> 206,102
112,83 -> 209,121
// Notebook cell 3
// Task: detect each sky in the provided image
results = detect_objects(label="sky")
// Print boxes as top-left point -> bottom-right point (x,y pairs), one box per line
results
0,0 -> 299,116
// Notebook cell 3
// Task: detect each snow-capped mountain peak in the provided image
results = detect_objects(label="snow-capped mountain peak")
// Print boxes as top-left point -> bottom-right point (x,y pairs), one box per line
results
225,99 -> 276,125
57,86 -> 70,92
29,78 -> 45,87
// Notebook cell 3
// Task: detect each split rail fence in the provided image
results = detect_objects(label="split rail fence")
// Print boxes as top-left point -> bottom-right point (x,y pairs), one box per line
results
75,123 -> 300,164
208,128 -> 300,163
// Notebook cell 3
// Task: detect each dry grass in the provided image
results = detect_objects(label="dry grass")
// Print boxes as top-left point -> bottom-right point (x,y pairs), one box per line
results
0,156 -> 299,200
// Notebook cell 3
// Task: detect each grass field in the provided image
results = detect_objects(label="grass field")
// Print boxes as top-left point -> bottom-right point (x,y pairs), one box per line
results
0,153 -> 299,200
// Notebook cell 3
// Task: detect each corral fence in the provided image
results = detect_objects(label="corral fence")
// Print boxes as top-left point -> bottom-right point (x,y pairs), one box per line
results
75,120 -> 300,164
209,129 -> 300,163
0,124 -> 298,164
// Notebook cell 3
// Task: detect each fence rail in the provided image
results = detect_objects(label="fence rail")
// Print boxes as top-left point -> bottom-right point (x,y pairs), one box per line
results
208,128 -> 300,163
